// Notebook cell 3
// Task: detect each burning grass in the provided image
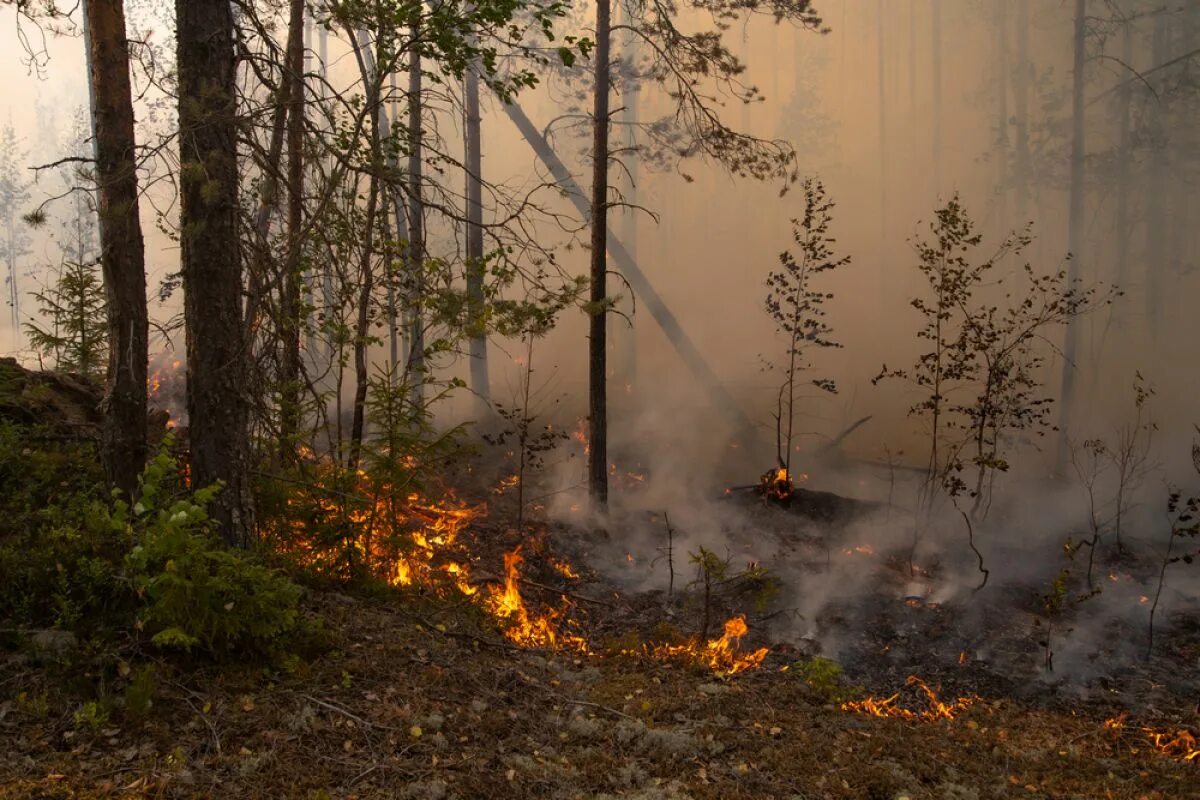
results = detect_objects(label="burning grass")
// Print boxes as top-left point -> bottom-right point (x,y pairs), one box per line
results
840,675 -> 978,722
1105,713 -> 1200,763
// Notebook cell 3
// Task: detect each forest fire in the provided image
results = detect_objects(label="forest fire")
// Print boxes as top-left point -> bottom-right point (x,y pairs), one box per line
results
1104,714 -> 1200,762
486,547 -> 589,651
630,615 -> 770,676
760,467 -> 795,501
841,676 -> 977,722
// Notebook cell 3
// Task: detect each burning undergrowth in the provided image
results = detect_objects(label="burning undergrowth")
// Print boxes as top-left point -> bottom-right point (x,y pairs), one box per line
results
261,459 -> 772,676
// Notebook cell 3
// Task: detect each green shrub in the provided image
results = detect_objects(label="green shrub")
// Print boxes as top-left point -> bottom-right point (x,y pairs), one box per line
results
124,441 -> 302,655
788,656 -> 861,703
0,430 -> 303,660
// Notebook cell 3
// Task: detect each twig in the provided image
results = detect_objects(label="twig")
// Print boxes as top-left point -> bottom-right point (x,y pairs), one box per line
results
299,692 -> 396,731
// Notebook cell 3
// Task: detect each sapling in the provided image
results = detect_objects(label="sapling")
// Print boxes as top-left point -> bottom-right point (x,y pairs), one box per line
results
764,178 -> 847,477
483,326 -> 567,536
1147,482 -> 1200,660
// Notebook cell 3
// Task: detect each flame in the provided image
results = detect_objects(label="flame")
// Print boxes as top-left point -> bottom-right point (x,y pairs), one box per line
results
1104,714 -> 1200,762
267,460 -> 774,677
493,474 -> 520,495
550,558 -> 579,579
486,547 -> 588,651
572,419 -> 590,456
627,615 -> 770,676
760,466 -> 795,501
841,676 -> 977,721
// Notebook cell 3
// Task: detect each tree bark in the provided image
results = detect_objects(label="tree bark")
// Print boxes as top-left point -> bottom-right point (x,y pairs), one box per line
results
280,0 -> 305,460
176,0 -> 254,546
1056,0 -> 1087,472
589,0 -> 611,510
464,47 -> 489,406
931,0 -> 943,199
85,0 -> 149,499
1014,0 -> 1031,217
406,20 -> 426,409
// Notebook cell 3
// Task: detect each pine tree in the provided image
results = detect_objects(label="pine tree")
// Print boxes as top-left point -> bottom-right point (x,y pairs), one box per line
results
25,258 -> 108,376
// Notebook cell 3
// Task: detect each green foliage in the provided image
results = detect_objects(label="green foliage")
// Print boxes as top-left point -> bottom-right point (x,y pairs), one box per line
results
787,656 -> 861,703
125,440 -> 302,654
72,699 -> 111,732
0,429 -> 303,660
764,178 -> 847,471
122,665 -> 157,721
23,257 -> 108,375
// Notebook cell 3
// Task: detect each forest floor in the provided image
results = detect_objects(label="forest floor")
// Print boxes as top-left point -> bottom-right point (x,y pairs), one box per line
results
2,578 -> 1196,800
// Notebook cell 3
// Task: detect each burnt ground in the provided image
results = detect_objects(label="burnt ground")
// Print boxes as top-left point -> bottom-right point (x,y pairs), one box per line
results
2,587 -> 1197,800
2,477 -> 1198,799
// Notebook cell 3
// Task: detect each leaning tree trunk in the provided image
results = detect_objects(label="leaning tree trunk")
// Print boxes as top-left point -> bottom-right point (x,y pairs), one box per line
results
176,0 -> 254,546
1057,0 -> 1087,473
279,0 -> 305,461
588,0 -> 611,510
84,0 -> 149,500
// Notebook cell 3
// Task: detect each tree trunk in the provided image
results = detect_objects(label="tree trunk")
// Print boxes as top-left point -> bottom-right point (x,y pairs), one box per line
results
877,0 -> 887,245
85,0 -> 148,499
176,0 -> 254,546
589,0 -> 611,510
406,22 -> 426,409
280,0 -> 305,461
994,0 -> 1009,234
931,0 -> 943,199
346,29 -> 383,473
1143,12 -> 1168,347
1056,0 -> 1086,472
464,59 -> 489,406
1113,15 -> 1133,291
501,100 -> 761,447
1013,0 -> 1031,218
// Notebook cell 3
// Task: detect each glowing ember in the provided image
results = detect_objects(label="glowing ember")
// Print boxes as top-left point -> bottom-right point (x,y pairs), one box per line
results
760,466 -> 794,501
841,676 -> 977,721
550,558 -> 579,579
1104,714 -> 1200,762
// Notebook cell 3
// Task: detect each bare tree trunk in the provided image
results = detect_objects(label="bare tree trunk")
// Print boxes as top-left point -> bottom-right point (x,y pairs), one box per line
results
994,0 -> 1009,234
1113,14 -> 1134,291
1014,0 -> 1031,218
877,0 -> 887,245
280,0 -> 305,461
614,0 -> 639,389
347,29 -> 383,472
931,0 -> 943,199
1057,0 -> 1087,473
85,0 -> 148,500
1143,12 -> 1168,347
464,59 -> 489,406
176,0 -> 254,546
589,0 -> 612,510
406,20 -> 426,409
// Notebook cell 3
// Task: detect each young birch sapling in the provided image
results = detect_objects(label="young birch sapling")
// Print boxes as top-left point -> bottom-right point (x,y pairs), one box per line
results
763,178 -> 847,489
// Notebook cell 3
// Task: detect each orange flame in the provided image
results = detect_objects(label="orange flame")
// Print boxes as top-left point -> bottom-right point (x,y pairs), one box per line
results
1104,714 -> 1200,762
629,615 -> 769,676
841,676 -> 977,721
